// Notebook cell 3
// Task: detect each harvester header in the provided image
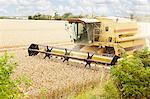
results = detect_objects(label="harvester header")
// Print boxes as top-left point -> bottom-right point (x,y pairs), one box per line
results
28,43 -> 119,67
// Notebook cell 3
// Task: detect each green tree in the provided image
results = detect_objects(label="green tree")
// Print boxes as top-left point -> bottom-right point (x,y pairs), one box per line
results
134,47 -> 150,67
78,14 -> 84,18
53,11 -> 62,20
62,12 -> 73,19
32,13 -> 41,20
28,16 -> 32,20
104,48 -> 150,98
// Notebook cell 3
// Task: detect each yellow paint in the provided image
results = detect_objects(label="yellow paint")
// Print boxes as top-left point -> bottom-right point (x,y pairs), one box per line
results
95,17 -> 145,56
39,47 -> 112,63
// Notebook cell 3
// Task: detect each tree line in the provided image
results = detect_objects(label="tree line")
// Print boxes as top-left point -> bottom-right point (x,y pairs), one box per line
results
28,12 -> 84,20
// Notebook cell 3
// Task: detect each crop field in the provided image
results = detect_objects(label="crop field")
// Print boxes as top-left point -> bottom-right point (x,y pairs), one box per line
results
0,19 -> 71,48
0,19 -> 150,98
10,49 -> 109,98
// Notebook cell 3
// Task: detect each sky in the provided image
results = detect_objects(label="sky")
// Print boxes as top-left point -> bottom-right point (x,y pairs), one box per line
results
0,0 -> 150,16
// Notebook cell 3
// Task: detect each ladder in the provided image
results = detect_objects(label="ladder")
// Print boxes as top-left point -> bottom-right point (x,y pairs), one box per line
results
93,23 -> 101,42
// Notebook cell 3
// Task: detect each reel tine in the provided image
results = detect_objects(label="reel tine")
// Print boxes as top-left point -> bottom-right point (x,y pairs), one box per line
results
63,58 -> 66,62
50,47 -> 53,51
65,49 -> 67,54
85,52 -> 95,68
47,46 -> 49,51
69,50 -> 72,54
63,49 -> 70,62
85,63 -> 88,67
88,52 -> 90,57
44,46 -> 53,59
90,53 -> 94,58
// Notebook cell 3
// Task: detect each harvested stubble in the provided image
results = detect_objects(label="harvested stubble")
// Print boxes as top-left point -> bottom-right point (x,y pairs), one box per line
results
11,50 -> 110,98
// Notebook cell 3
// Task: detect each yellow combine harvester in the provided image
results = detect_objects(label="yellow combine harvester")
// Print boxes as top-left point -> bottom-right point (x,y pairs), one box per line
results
28,17 -> 145,67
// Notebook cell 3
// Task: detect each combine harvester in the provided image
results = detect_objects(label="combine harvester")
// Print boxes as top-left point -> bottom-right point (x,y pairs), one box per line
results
28,17 -> 145,67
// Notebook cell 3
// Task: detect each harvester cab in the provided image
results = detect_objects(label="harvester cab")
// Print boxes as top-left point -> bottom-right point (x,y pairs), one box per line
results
67,18 -> 101,44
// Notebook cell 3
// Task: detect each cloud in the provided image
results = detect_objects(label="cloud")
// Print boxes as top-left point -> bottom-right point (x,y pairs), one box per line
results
0,8 -> 7,14
0,0 -> 17,5
0,0 -> 150,16
135,0 -> 149,5
14,0 -> 53,15
68,0 -> 77,8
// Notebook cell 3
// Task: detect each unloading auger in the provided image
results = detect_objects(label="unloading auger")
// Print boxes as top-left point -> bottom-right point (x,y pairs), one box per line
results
28,44 -> 120,67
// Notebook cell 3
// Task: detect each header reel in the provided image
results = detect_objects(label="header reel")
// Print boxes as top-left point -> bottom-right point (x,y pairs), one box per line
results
28,44 -> 120,68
